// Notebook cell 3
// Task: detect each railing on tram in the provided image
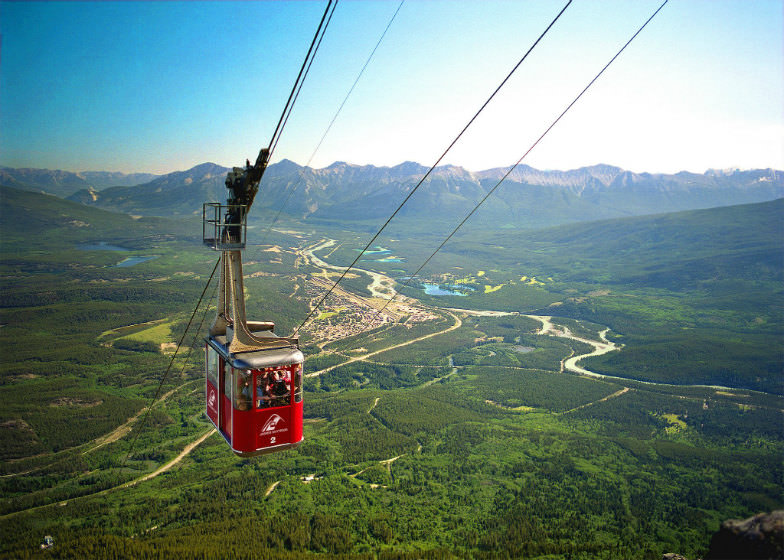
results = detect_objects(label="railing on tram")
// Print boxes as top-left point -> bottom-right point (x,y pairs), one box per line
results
203,203 -> 248,251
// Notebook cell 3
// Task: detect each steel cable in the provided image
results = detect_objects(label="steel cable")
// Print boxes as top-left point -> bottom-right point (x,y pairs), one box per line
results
267,0 -> 338,161
377,0 -> 670,316
123,257 -> 220,464
259,0 -> 405,247
293,0 -> 573,336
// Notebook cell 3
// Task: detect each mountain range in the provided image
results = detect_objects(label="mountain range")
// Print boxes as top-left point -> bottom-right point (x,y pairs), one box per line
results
3,161 -> 782,228
0,167 -> 160,198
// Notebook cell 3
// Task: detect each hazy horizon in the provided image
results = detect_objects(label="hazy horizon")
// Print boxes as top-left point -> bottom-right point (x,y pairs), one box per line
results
1,1 -> 782,175
4,158 -> 783,179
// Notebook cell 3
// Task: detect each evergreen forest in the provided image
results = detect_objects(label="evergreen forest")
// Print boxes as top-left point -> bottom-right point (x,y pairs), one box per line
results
1,186 -> 782,559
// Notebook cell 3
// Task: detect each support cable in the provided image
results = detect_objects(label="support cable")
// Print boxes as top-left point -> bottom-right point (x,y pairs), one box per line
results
123,257 -> 220,464
293,0 -> 572,336
260,0 -> 405,247
378,0 -> 670,315
175,278 -> 220,382
267,0 -> 338,161
121,1 -> 337,466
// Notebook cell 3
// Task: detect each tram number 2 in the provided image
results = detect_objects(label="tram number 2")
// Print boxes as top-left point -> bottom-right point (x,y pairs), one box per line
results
270,437 -> 276,444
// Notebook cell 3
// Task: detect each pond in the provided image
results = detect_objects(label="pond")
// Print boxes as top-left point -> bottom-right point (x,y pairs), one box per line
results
358,246 -> 391,255
421,283 -> 474,297
359,246 -> 404,262
363,256 -> 405,263
77,241 -> 131,252
115,256 -> 158,267
77,241 -> 157,267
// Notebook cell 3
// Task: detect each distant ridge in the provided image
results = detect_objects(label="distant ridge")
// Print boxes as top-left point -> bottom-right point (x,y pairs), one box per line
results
0,167 -> 160,197
2,161 -> 781,227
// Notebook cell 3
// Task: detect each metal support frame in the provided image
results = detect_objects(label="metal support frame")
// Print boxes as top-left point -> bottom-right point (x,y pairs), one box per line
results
203,202 -> 248,250
203,151 -> 297,353
209,251 -> 299,354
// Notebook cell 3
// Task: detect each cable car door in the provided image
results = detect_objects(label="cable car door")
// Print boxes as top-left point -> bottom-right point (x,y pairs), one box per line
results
205,346 -> 220,427
220,362 -> 232,440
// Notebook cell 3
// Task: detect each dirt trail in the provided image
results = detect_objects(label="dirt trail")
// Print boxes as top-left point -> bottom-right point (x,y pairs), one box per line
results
561,387 -> 631,414
86,383 -> 194,455
380,455 -> 403,478
265,481 -> 281,497
87,410 -> 145,454
124,428 -> 215,487
424,356 -> 458,387
1,428 -> 216,520
352,454 -> 404,480
3,382 -> 198,481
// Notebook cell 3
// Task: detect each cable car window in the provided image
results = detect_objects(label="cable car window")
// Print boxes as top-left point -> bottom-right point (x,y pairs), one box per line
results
235,370 -> 252,411
294,364 -> 303,403
270,368 -> 291,407
206,347 -> 219,387
224,363 -> 232,401
256,370 -> 271,409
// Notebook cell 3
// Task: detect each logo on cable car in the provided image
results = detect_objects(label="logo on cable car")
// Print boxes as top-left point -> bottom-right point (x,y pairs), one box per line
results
261,414 -> 288,436
207,388 -> 217,412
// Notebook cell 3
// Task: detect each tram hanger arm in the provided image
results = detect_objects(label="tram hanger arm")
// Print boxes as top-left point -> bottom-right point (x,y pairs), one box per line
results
225,147 -> 270,213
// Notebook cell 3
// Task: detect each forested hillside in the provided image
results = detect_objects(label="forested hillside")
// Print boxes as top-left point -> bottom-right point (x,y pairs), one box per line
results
0,185 -> 781,559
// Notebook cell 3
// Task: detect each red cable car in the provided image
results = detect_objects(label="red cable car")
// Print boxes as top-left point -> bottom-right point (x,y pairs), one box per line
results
203,149 -> 304,456
205,331 -> 303,456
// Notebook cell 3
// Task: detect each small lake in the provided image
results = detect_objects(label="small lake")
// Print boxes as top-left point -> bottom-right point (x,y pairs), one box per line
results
362,256 -> 405,263
77,241 -> 157,267
115,256 -> 158,268
78,241 -> 131,252
359,246 -> 391,255
421,283 -> 474,297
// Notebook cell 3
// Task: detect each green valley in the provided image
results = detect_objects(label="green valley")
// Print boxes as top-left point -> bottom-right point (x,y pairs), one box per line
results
0,186 -> 782,559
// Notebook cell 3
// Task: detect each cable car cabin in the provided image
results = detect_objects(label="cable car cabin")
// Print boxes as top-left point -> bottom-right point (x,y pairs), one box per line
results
205,332 -> 304,456
202,153 -> 303,456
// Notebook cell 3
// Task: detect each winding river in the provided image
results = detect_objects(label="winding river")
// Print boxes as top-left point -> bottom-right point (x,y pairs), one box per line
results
303,240 -> 617,378
450,308 -> 775,395
301,239 -> 774,396
304,239 -> 398,299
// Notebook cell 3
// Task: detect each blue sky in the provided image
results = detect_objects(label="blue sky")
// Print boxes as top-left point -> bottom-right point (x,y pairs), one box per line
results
1,0 -> 782,174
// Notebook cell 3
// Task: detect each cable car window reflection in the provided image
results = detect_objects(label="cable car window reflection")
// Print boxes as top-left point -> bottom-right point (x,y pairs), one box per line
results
235,370 -> 252,411
294,364 -> 303,403
223,363 -> 232,402
206,347 -> 219,387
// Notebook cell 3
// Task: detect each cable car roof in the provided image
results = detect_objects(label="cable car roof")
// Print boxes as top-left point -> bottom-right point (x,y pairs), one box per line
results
208,333 -> 303,370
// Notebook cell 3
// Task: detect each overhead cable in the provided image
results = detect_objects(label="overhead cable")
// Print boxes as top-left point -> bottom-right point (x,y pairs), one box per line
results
293,0 -> 573,336
260,0 -> 405,247
122,1 -> 339,465
174,279 -> 219,381
267,0 -> 338,161
378,0 -> 670,315
123,257 -> 220,465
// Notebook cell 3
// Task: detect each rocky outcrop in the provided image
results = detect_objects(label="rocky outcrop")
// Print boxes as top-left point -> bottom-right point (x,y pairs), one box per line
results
662,511 -> 784,560
705,510 -> 784,559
